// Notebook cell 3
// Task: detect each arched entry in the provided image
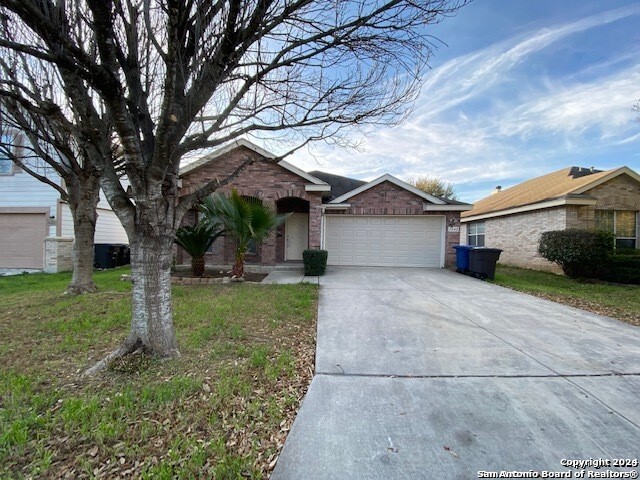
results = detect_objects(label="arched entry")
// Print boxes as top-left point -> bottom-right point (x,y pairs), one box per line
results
276,197 -> 310,262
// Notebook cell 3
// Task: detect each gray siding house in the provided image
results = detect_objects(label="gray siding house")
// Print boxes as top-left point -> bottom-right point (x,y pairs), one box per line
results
0,153 -> 128,272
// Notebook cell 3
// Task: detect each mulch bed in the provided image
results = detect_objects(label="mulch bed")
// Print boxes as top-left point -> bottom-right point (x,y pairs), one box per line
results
172,269 -> 268,282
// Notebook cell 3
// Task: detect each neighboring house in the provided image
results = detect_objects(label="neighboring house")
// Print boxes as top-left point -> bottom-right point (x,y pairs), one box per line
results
460,166 -> 640,272
0,153 -> 129,272
178,139 -> 471,269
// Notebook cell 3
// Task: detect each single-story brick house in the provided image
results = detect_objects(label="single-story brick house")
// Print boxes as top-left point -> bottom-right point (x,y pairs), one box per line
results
460,166 -> 640,271
178,139 -> 471,269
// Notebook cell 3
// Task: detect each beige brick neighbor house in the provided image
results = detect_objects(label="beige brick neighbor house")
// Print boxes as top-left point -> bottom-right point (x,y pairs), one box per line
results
178,139 -> 471,269
460,166 -> 640,272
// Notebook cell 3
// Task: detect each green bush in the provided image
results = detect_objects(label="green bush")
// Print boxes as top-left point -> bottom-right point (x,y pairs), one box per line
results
302,249 -> 328,276
599,253 -> 640,284
538,229 -> 614,278
612,248 -> 640,257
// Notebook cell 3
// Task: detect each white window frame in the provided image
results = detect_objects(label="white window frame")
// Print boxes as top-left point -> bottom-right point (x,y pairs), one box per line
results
468,221 -> 485,247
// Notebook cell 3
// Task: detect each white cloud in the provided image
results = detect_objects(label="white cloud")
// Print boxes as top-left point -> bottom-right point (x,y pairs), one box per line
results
287,4 -> 640,202
412,4 -> 640,121
498,66 -> 640,139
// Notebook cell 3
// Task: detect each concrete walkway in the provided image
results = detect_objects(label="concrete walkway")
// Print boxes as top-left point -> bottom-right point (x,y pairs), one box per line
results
261,269 -> 319,285
273,267 -> 640,479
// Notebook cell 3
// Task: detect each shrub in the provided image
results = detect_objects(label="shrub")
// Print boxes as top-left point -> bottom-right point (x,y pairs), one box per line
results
538,229 -> 614,278
599,252 -> 640,284
302,249 -> 328,276
175,220 -> 224,277
200,190 -> 287,278
612,248 -> 640,257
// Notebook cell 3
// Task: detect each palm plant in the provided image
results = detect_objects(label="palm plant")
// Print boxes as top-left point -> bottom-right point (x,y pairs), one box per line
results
174,220 -> 224,277
201,190 -> 288,278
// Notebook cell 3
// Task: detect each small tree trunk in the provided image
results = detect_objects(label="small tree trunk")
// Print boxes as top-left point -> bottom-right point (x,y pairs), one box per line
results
232,252 -> 245,278
67,217 -> 98,294
191,256 -> 205,277
66,177 -> 100,295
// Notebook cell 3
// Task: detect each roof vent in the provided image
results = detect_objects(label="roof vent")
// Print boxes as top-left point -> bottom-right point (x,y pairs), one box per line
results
569,166 -> 603,178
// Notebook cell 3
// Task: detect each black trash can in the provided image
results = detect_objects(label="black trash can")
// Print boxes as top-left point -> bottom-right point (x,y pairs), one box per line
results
114,246 -> 124,267
453,245 -> 474,273
94,244 -> 127,269
94,244 -> 113,269
468,247 -> 502,280
121,246 -> 131,266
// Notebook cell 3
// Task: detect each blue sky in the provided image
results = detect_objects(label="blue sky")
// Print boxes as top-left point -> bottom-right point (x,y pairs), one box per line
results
285,0 -> 640,203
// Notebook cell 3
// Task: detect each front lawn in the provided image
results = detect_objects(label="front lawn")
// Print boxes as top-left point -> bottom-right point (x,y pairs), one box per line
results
0,268 -> 317,479
491,265 -> 640,327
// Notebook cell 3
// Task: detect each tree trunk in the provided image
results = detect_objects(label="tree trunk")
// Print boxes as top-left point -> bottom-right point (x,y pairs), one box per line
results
127,233 -> 180,358
83,198 -> 182,376
191,256 -> 205,277
67,215 -> 98,294
231,253 -> 245,278
66,177 -> 101,295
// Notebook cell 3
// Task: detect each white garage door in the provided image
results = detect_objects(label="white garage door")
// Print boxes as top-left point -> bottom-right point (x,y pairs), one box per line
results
325,215 -> 444,267
0,211 -> 49,269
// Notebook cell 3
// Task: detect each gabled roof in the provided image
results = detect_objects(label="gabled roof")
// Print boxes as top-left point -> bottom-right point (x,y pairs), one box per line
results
330,173 -> 454,205
308,171 -> 367,201
179,138 -> 329,188
462,166 -> 640,221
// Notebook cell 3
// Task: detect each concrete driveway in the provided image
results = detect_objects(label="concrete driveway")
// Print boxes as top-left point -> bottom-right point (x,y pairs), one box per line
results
273,267 -> 640,479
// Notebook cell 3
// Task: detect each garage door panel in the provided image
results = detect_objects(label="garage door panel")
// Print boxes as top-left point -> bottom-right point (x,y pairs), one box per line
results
0,212 -> 48,269
325,215 -> 443,268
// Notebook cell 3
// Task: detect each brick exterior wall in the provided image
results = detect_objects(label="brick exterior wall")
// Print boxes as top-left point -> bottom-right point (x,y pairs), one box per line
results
333,181 -> 462,267
44,237 -> 74,273
180,153 -> 466,269
461,208 -> 567,272
345,181 -> 426,215
461,173 -> 640,272
486,208 -> 566,272
179,146 -> 323,267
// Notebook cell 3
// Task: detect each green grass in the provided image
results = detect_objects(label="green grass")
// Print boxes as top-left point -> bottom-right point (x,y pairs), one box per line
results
0,267 -> 317,478
491,265 -> 640,324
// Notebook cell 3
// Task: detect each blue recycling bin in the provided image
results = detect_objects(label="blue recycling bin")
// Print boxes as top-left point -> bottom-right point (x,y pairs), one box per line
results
453,245 -> 474,272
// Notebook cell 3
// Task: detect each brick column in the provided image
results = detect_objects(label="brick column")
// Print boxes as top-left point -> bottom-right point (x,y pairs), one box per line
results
261,200 -> 278,265
308,194 -> 322,249
44,237 -> 74,273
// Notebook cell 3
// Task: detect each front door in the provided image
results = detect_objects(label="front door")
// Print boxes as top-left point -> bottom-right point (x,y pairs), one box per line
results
285,213 -> 309,260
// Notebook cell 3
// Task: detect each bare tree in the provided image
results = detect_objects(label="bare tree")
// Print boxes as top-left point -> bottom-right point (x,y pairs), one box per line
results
407,175 -> 458,200
0,51 -> 114,294
0,0 -> 467,373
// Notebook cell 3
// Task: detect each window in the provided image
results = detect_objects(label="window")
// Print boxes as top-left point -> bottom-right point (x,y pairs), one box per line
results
595,210 -> 637,249
0,134 -> 13,174
0,133 -> 28,175
246,239 -> 258,255
0,157 -> 11,174
468,221 -> 485,247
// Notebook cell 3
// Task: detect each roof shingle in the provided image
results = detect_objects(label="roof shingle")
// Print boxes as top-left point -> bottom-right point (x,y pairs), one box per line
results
462,166 -> 617,218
